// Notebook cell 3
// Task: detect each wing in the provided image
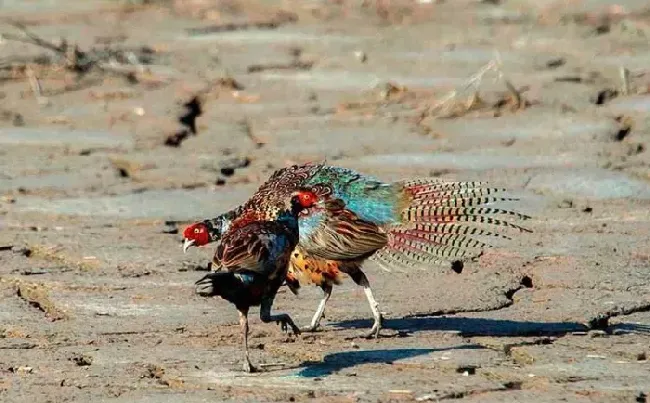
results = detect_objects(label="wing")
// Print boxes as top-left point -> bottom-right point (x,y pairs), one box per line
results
299,199 -> 389,261
215,222 -> 294,275
303,166 -> 402,225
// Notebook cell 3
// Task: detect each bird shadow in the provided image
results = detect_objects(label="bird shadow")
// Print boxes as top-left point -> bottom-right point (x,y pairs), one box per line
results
290,317 -> 649,378
294,345 -> 482,378
330,316 -> 650,337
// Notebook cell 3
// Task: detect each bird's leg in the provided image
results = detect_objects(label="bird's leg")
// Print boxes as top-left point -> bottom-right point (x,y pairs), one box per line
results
238,307 -> 257,373
260,296 -> 301,336
348,269 -> 383,339
301,283 -> 333,332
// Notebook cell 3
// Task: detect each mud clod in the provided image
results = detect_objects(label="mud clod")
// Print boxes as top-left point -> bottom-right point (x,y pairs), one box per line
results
71,354 -> 93,366
16,283 -> 67,321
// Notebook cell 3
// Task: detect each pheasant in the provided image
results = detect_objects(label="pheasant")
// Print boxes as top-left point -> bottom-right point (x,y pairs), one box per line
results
184,163 -> 530,338
193,189 -> 320,373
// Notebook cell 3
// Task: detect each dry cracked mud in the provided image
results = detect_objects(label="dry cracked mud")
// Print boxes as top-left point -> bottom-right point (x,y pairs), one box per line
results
1,1 -> 649,402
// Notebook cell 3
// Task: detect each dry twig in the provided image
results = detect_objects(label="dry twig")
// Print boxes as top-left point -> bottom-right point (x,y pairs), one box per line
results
418,54 -> 528,121
1,19 -> 161,84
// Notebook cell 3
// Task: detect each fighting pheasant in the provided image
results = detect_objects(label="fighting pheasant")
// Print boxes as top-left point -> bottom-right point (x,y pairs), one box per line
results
184,163 -> 530,338
194,190 -> 320,373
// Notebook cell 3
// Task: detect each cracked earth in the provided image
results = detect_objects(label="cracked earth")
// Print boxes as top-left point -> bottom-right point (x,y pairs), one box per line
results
1,0 -> 649,402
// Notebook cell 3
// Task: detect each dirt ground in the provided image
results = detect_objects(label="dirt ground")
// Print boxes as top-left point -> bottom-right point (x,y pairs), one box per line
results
1,0 -> 650,402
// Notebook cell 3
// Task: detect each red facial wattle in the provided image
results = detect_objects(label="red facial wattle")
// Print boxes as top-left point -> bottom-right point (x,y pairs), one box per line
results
195,228 -> 209,246
182,225 -> 194,240
183,224 -> 209,246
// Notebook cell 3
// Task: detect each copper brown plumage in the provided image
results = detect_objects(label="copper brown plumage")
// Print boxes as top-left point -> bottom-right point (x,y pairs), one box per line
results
184,163 -> 530,338
194,190 -> 320,372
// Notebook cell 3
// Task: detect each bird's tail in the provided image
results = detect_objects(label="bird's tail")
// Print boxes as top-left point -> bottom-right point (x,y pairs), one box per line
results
372,178 -> 531,271
194,272 -> 229,297
194,271 -> 248,297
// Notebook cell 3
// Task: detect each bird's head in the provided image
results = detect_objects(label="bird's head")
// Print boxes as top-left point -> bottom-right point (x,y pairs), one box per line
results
289,189 -> 320,215
182,222 -> 210,253
182,214 -> 233,253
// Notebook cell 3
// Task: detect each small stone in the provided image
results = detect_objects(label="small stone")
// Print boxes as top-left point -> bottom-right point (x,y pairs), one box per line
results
218,157 -> 251,177
588,330 -> 607,338
71,353 -> 93,366
12,247 -> 32,257
16,366 -> 33,374
162,221 -> 178,234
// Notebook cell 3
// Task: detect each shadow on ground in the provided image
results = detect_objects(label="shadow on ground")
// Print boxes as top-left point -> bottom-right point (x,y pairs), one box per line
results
293,318 -> 650,378
295,345 -> 482,377
332,316 -> 650,337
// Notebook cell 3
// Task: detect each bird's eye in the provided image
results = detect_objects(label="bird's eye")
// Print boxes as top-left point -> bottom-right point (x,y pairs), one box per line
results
194,228 -> 200,234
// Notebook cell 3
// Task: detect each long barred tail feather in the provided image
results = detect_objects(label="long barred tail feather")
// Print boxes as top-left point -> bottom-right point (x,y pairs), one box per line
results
438,214 -> 532,232
391,230 -> 491,251
402,206 -> 531,222
404,222 -> 513,239
373,178 -> 531,272
371,248 -> 450,272
371,249 -> 421,273
412,195 -> 520,207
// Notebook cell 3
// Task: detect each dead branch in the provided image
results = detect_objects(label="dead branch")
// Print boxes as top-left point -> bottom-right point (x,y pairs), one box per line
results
418,55 -> 530,121
1,19 -> 162,84
185,11 -> 298,36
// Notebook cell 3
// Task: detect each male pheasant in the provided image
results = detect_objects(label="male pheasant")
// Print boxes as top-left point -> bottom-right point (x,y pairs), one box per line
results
184,163 -> 530,338
194,190 -> 319,373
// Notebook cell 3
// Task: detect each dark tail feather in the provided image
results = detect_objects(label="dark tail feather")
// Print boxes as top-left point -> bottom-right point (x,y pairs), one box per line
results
194,272 -> 238,297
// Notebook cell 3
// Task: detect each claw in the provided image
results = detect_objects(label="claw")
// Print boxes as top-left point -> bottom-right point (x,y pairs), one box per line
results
276,319 -> 301,336
290,324 -> 301,336
346,315 -> 383,340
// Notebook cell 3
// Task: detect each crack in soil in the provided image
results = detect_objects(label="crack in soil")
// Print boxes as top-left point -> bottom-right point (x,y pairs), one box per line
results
404,300 -> 513,319
589,302 -> 650,330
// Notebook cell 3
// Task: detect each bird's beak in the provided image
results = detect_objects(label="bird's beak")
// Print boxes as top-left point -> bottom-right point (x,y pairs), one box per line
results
182,238 -> 195,253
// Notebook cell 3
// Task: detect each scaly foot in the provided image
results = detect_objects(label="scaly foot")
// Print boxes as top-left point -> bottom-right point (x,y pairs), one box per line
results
346,314 -> 383,340
242,359 -> 258,373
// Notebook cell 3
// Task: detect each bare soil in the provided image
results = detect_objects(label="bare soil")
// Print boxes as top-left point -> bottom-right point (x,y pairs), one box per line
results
1,1 -> 649,402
